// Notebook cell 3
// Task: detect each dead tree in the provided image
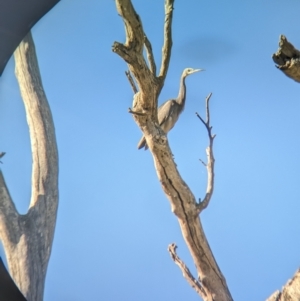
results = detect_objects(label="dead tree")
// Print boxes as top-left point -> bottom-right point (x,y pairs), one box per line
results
269,35 -> 300,301
272,35 -> 300,82
112,1 -> 232,300
0,31 -> 58,301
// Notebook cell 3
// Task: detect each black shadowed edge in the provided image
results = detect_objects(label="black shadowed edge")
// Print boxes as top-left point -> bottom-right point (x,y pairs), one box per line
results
0,0 -> 60,76
0,257 -> 27,300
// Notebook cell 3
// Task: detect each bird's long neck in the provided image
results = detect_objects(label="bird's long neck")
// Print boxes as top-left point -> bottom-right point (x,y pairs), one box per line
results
176,74 -> 187,108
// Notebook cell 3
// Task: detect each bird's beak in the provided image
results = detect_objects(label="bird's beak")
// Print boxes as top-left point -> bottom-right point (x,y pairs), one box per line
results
193,68 -> 205,73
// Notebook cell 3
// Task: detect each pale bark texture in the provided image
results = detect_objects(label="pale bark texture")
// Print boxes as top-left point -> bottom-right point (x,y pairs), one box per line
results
0,31 -> 58,301
272,35 -> 300,83
266,270 -> 300,301
112,1 -> 232,300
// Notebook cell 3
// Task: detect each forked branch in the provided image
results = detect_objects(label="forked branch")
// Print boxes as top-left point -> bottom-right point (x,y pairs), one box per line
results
159,0 -> 174,82
168,243 -> 206,299
195,93 -> 216,214
0,31 -> 58,301
114,0 -> 144,53
113,2 -> 233,300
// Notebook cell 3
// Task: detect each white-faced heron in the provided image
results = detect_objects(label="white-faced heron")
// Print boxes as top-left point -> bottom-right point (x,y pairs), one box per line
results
137,67 -> 204,150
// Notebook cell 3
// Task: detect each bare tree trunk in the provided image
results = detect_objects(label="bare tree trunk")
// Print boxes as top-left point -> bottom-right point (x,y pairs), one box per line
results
112,1 -> 232,300
0,31 -> 58,301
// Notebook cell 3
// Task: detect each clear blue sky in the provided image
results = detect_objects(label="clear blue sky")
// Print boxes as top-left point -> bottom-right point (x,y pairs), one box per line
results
1,0 -> 300,300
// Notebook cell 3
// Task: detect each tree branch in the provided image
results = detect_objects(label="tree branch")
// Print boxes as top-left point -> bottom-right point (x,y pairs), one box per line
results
115,0 -> 144,53
272,35 -> 300,83
195,93 -> 216,214
112,42 -> 134,65
14,32 -> 58,216
0,172 -> 21,246
266,269 -> 300,301
113,0 -> 156,109
0,31 -> 59,301
168,243 -> 207,299
144,35 -> 157,76
113,2 -> 232,300
0,152 -> 5,164
159,0 -> 174,81
125,70 -> 138,94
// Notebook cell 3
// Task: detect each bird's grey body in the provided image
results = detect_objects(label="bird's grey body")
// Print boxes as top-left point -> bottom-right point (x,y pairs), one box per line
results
137,68 -> 203,150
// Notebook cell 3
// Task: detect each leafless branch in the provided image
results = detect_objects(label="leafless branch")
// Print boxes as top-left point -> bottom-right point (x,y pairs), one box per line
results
0,31 -> 59,301
128,108 -> 146,116
168,243 -> 207,299
205,93 -> 212,126
0,171 -> 21,245
112,42 -> 134,65
114,0 -> 144,53
199,158 -> 207,167
272,35 -> 300,83
195,93 -> 215,214
159,0 -> 174,80
0,152 -> 5,164
125,70 -> 138,94
113,2 -> 233,300
144,35 -> 157,75
113,0 -> 156,103
266,269 -> 300,301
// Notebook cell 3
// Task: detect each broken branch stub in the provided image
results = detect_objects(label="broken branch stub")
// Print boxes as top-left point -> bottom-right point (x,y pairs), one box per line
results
272,35 -> 300,83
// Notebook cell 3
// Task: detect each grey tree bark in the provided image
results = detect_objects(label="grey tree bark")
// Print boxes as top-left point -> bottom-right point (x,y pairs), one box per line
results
0,31 -> 58,301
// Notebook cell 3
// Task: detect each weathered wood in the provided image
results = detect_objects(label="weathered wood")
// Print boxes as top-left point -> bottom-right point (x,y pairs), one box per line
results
0,31 -> 58,301
272,35 -> 300,83
113,1 -> 233,300
266,269 -> 300,301
195,93 -> 215,214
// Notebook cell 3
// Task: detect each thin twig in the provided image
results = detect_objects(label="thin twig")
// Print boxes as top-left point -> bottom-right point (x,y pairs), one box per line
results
205,92 -> 212,125
128,108 -> 146,116
125,71 -> 138,94
159,0 -> 174,80
168,243 -> 207,299
0,152 -> 5,164
196,93 -> 215,214
199,158 -> 206,167
195,112 -> 207,129
144,35 -> 156,75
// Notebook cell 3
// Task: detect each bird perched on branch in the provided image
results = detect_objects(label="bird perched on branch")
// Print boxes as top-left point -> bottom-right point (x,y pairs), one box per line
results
137,68 -> 204,150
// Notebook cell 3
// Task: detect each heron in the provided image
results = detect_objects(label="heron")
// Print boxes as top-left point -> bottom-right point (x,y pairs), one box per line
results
137,67 -> 204,150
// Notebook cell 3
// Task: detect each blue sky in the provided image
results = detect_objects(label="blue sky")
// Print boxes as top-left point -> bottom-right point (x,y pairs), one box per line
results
1,0 -> 300,300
